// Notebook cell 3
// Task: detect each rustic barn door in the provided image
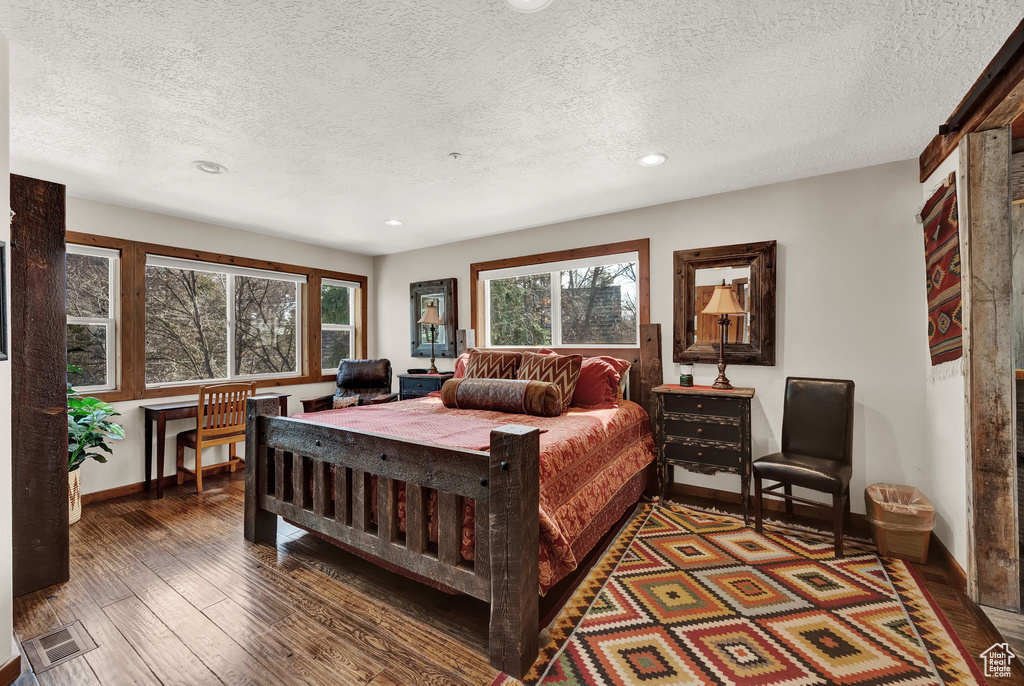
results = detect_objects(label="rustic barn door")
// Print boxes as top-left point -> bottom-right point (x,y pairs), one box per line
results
10,174 -> 69,596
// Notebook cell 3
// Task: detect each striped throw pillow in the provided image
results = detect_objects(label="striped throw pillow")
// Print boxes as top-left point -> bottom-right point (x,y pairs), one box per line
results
464,349 -> 522,380
517,351 -> 583,413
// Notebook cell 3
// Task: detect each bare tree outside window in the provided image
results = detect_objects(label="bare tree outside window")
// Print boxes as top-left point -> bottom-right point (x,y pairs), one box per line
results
234,275 -> 298,376
145,265 -> 228,384
561,262 -> 637,345
66,250 -> 116,388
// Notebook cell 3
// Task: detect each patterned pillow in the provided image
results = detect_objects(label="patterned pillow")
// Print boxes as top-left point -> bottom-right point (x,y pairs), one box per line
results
465,349 -> 522,380
517,351 -> 582,412
440,378 -> 562,417
332,396 -> 360,409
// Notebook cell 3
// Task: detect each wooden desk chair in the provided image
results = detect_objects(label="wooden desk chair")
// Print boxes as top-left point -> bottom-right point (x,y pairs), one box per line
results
176,382 -> 255,493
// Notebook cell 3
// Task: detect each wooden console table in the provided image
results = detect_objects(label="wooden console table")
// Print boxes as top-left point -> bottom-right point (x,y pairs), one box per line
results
143,393 -> 289,499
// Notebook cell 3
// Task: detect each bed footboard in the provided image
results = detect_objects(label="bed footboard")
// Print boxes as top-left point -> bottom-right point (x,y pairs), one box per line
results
243,396 -> 541,679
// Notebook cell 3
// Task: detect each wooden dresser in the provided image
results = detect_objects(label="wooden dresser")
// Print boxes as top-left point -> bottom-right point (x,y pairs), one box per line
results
398,372 -> 454,400
653,384 -> 755,522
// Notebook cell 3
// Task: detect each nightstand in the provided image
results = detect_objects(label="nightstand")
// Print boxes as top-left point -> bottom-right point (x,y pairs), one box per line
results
398,372 -> 454,400
653,384 -> 755,522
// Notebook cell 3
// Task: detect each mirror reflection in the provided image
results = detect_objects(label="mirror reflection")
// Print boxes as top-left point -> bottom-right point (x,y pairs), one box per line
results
418,293 -> 447,345
693,266 -> 751,345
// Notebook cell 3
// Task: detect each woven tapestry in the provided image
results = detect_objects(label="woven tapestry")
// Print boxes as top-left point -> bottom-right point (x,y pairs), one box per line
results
922,172 -> 963,366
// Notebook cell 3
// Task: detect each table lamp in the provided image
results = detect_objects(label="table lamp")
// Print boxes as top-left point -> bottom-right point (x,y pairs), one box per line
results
417,302 -> 443,374
701,280 -> 746,390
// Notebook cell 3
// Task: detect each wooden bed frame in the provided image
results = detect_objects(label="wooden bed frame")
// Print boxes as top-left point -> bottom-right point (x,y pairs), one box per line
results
243,323 -> 663,678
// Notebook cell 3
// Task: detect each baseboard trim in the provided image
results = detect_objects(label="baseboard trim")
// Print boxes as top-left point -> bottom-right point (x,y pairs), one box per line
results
0,641 -> 21,686
81,462 -> 241,505
668,482 -> 872,538
930,532 -> 967,594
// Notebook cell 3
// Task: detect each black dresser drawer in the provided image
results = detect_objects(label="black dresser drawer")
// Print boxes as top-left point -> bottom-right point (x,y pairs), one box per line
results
398,374 -> 453,400
664,440 -> 742,469
664,416 -> 741,444
663,393 -> 743,418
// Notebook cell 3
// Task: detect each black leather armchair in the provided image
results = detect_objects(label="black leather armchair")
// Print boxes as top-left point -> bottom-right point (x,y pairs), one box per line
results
300,359 -> 399,413
752,377 -> 855,557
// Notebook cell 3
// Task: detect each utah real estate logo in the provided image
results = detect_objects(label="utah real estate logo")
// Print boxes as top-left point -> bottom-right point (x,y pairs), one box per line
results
981,643 -> 1015,678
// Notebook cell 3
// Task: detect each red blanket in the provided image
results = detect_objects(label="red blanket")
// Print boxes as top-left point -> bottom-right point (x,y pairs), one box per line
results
294,397 -> 656,592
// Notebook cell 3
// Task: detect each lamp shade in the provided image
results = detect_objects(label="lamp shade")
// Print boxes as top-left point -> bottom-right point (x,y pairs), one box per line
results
701,282 -> 745,315
418,304 -> 443,326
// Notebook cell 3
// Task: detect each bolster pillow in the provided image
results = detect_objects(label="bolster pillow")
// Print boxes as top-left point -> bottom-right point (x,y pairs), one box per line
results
440,378 -> 563,417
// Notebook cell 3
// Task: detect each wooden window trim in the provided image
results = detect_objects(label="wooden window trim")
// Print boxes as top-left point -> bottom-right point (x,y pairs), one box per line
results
469,238 -> 650,348
65,231 -> 368,401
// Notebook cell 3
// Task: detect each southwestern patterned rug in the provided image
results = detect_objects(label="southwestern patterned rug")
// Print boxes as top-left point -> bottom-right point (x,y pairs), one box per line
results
492,503 -> 986,686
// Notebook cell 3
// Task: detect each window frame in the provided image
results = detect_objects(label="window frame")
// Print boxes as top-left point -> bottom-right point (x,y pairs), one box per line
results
66,244 -> 120,393
319,277 -> 358,375
471,239 -> 650,351
143,255 -> 306,388
65,231 -> 368,401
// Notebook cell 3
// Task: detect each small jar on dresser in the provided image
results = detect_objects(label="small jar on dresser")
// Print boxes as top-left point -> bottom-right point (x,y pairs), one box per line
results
653,384 -> 756,522
398,372 -> 455,400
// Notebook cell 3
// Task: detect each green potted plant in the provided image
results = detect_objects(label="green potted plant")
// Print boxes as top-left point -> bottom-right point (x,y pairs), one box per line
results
67,364 -> 125,524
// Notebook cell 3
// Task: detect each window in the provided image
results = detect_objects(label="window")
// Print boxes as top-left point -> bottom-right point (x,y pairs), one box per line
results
66,245 -> 119,390
321,278 -> 358,373
145,256 -> 304,386
481,252 -> 640,347
65,230 -> 368,400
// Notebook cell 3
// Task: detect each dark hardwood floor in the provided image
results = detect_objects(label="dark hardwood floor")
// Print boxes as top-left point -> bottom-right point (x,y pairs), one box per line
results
13,473 -> 1024,685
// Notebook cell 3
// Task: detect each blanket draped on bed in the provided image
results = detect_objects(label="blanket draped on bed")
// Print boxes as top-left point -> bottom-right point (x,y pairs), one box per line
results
921,171 -> 963,367
293,396 -> 656,593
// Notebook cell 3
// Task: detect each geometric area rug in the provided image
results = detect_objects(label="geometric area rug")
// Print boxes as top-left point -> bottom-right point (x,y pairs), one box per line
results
493,503 -> 987,686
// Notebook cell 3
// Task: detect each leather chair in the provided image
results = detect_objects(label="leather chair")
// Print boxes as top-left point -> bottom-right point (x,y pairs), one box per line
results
752,377 -> 855,557
300,359 -> 399,413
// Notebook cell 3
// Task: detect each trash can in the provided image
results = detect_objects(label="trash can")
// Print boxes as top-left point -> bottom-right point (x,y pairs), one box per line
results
864,483 -> 935,563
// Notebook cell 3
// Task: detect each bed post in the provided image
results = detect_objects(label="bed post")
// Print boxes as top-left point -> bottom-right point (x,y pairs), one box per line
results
638,322 -> 663,420
488,424 -> 541,679
244,396 -> 280,545
456,328 -> 475,355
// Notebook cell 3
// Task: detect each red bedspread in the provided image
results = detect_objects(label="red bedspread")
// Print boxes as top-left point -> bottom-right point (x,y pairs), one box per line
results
293,396 -> 656,592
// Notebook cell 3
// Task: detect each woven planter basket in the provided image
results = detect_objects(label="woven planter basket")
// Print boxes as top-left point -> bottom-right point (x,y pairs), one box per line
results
69,469 -> 81,525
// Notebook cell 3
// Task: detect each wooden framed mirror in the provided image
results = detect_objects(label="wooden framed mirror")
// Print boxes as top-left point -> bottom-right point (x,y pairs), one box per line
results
673,240 -> 776,366
410,278 -> 458,359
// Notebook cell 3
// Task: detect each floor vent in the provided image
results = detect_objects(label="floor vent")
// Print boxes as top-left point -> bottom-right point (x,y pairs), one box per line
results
22,621 -> 97,673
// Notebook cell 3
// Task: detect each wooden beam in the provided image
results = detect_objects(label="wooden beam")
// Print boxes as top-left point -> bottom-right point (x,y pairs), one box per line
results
960,128 -> 1020,611
11,174 -> 69,596
1012,151 -> 1024,204
920,19 -> 1024,182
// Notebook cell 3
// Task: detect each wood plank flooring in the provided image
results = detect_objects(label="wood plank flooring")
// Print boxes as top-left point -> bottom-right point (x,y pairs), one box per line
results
14,474 -> 495,686
13,473 -> 1024,685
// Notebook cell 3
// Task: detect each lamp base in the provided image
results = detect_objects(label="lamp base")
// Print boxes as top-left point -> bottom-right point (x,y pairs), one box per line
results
428,360 -> 438,375
712,362 -> 733,390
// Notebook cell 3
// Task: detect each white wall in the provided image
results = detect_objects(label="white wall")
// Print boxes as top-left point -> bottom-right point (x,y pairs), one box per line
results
920,153 -> 968,567
0,33 -> 12,671
374,159 -> 931,519
66,198 -> 375,496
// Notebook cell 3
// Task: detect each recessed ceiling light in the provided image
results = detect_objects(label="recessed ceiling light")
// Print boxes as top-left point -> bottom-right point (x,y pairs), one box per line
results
384,219 -> 404,227
638,153 -> 667,167
192,160 -> 227,174
505,0 -> 554,13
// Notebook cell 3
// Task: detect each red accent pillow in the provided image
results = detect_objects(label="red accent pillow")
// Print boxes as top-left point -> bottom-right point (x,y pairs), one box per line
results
453,353 -> 470,378
571,356 -> 632,409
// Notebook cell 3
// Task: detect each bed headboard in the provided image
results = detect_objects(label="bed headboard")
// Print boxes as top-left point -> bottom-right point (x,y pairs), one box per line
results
454,323 -> 663,419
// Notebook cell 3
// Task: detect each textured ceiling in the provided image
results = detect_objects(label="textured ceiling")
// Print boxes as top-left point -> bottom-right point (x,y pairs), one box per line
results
3,0 -> 1023,255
